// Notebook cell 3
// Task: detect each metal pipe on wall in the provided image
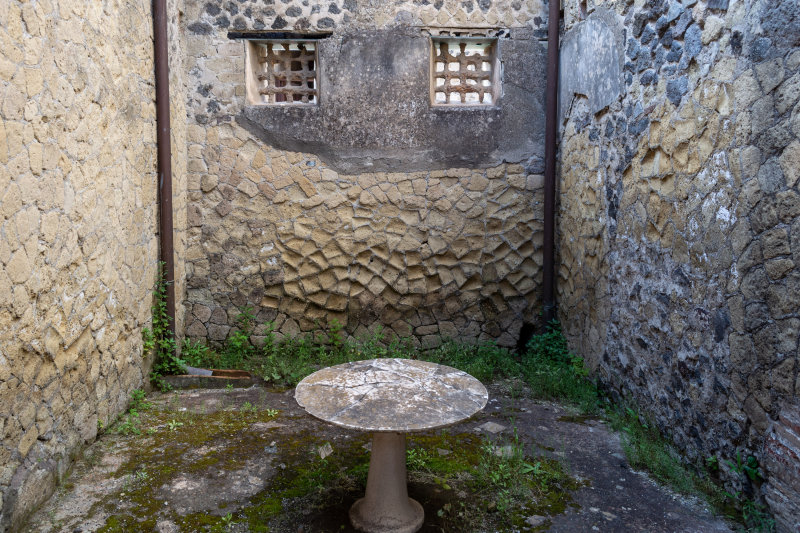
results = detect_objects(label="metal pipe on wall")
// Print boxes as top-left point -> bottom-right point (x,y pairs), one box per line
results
153,0 -> 176,343
542,0 -> 560,326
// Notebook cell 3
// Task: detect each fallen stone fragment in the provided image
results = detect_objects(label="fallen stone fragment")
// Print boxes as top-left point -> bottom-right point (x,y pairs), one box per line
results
477,421 -> 507,434
318,442 -> 333,459
251,421 -> 285,432
526,515 -> 546,526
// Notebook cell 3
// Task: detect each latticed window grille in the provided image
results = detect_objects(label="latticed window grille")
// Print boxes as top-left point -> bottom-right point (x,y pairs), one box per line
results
254,41 -> 318,104
431,38 -> 497,105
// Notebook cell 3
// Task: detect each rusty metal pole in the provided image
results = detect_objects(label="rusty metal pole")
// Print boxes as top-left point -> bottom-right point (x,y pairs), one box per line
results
542,0 -> 560,326
153,0 -> 176,343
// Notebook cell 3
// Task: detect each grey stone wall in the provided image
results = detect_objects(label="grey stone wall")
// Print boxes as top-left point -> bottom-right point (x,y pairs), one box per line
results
556,0 -> 800,528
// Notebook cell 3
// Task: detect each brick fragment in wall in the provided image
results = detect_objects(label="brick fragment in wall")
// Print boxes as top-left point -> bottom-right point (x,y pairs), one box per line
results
764,405 -> 800,533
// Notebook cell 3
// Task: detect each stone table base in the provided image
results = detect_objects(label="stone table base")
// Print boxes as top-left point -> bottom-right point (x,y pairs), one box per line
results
349,432 -> 424,533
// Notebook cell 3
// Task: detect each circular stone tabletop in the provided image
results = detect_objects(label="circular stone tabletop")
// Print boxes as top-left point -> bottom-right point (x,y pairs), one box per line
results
295,358 -> 489,433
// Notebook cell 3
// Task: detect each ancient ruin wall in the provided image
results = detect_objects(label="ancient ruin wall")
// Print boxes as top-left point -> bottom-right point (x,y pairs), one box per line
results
0,1 -> 187,530
556,0 -> 800,528
182,0 -> 549,348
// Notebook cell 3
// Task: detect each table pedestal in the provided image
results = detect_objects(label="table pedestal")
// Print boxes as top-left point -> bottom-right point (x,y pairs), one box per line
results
349,432 -> 424,533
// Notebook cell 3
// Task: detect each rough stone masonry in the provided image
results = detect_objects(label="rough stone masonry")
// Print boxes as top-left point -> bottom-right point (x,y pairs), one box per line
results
0,1 -> 188,531
1,0 -> 800,531
181,0 -> 551,349
556,0 -> 800,529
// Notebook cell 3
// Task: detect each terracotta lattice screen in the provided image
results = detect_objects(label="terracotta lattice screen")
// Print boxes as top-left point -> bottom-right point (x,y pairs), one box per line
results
431,38 -> 498,105
252,41 -> 318,104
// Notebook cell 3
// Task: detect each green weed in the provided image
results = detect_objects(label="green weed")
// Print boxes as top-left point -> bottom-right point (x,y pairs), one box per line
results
472,428 -> 580,524
145,263 -> 185,390
181,338 -> 214,368
240,402 -> 258,415
521,321 -> 599,413
725,451 -> 762,482
406,447 -> 433,472
166,420 -> 184,431
130,389 -> 151,411
113,389 -> 154,436
607,405 -> 698,494
741,500 -> 775,532
226,306 -> 257,363
114,410 -> 142,436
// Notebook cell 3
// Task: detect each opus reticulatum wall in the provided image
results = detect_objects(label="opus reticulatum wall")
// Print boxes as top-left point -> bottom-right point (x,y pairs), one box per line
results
181,0 -> 550,348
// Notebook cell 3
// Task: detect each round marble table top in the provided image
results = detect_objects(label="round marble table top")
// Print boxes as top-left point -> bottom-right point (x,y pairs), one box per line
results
295,358 -> 489,433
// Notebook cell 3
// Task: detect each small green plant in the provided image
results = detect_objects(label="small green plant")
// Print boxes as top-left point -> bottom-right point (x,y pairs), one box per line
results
225,306 -> 257,363
265,408 -> 278,417
470,428 -> 577,524
406,447 -> 433,472
522,320 -> 598,412
209,511 -> 237,533
607,404 -> 697,494
742,500 -> 775,532
181,338 -> 214,368
725,451 -> 762,482
144,263 -> 185,390
115,410 -> 142,436
323,318 -> 345,352
113,389 -> 154,436
241,401 -> 258,414
130,389 -> 151,411
718,452 -> 774,531
166,420 -> 184,431
225,383 -> 234,392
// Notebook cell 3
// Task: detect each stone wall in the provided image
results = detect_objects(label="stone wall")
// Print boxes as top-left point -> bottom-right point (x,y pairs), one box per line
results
0,1 -> 187,531
182,0 -> 549,348
556,0 -> 800,528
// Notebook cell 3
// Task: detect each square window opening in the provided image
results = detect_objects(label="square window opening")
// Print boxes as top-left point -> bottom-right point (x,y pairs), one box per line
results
246,40 -> 319,105
430,37 -> 499,106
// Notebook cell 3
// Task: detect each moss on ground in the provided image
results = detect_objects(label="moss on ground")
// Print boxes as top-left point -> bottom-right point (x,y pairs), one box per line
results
90,395 -> 585,532
97,401 -> 287,532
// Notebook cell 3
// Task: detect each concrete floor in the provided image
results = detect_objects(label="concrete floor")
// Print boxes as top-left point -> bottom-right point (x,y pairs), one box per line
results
24,382 -> 735,533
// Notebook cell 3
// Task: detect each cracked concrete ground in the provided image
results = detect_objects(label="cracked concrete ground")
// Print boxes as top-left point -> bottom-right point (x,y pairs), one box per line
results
24,382 -> 734,533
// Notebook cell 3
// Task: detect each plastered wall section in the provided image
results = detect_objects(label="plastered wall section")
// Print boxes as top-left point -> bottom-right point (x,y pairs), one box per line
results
0,1 -> 187,531
169,0 -> 189,346
182,0 -> 548,348
556,0 -> 799,528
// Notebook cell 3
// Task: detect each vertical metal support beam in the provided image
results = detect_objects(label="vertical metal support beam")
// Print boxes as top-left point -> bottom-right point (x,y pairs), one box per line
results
153,0 -> 176,343
542,0 -> 561,326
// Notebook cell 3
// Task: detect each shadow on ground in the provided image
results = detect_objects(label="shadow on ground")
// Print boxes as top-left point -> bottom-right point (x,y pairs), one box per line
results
26,382 -> 734,532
